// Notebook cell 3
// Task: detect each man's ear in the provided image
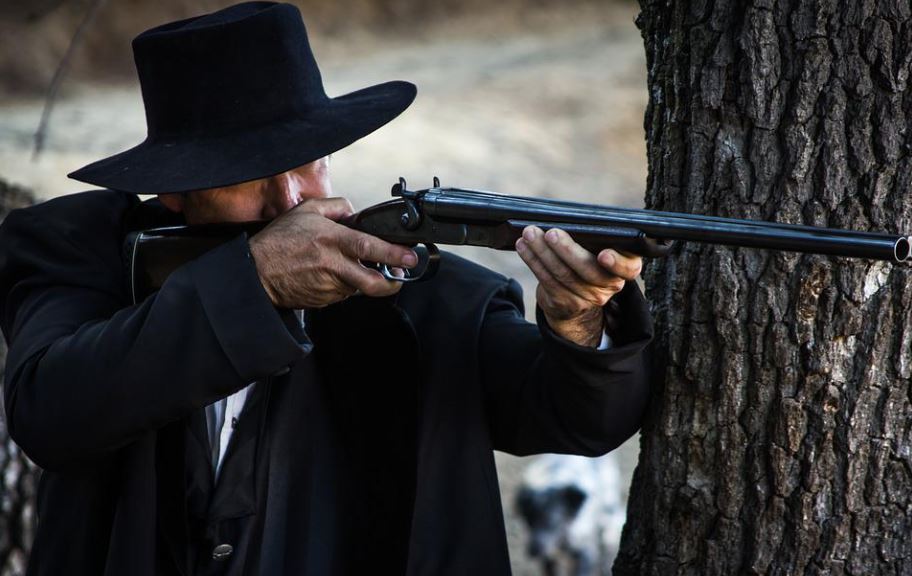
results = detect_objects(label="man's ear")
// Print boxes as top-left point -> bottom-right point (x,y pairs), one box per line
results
157,193 -> 185,213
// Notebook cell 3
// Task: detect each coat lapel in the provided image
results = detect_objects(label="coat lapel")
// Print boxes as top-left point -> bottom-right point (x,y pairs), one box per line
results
308,295 -> 421,572
156,420 -> 192,576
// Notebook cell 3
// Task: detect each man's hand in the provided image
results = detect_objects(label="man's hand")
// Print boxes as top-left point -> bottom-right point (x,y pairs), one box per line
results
515,226 -> 642,347
248,197 -> 418,308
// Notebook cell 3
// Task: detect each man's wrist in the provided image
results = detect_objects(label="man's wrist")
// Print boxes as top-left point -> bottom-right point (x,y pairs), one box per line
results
544,307 -> 605,348
248,235 -> 280,307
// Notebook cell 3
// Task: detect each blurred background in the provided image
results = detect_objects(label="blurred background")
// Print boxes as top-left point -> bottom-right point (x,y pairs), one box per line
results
0,0 -> 647,573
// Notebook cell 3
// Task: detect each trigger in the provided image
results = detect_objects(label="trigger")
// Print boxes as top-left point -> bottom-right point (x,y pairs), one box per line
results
379,265 -> 412,282
373,243 -> 440,283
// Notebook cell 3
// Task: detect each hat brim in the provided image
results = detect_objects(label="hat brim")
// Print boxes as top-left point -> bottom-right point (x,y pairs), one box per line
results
68,80 -> 416,195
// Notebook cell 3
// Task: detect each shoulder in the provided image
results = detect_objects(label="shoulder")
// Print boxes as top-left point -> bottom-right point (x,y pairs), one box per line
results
0,189 -> 141,295
4,189 -> 139,239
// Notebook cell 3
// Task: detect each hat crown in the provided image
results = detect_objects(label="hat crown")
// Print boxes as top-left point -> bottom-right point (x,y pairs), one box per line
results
68,1 -> 415,195
132,2 -> 327,141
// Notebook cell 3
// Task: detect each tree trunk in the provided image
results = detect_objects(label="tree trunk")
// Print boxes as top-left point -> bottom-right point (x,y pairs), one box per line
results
0,179 -> 39,576
615,1 -> 912,574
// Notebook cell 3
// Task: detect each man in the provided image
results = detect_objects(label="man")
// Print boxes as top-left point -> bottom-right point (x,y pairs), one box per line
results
0,2 -> 653,575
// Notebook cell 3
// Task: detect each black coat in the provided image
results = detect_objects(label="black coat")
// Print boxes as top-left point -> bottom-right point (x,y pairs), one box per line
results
0,190 -> 653,575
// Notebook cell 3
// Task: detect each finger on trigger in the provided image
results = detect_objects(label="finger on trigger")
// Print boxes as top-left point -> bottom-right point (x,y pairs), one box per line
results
344,230 -> 418,269
340,259 -> 401,298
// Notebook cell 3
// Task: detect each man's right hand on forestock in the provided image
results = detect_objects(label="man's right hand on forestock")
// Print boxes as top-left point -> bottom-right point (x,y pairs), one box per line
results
248,197 -> 418,308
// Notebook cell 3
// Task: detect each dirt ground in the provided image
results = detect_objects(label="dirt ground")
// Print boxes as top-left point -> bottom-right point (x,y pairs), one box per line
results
0,2 -> 648,573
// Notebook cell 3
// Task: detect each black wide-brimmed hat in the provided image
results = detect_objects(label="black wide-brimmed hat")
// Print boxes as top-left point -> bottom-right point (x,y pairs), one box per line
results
68,1 -> 416,195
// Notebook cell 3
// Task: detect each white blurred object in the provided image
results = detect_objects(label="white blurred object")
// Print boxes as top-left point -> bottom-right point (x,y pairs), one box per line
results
515,453 -> 625,576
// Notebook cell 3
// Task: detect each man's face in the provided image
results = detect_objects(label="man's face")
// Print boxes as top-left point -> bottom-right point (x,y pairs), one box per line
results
158,156 -> 332,225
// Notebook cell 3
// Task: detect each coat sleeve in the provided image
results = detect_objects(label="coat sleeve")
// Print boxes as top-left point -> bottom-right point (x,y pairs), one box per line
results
480,278 -> 653,457
0,207 -> 310,470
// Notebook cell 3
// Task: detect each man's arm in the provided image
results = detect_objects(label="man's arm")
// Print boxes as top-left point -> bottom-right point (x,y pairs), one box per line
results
482,222 -> 652,456
0,206 -> 308,470
480,279 -> 653,456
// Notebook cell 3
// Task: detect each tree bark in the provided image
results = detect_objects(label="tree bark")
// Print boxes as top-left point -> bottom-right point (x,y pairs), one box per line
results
0,179 -> 39,576
615,0 -> 912,574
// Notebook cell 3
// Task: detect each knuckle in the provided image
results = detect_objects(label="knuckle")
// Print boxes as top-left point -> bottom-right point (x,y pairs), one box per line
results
531,262 -> 550,279
620,257 -> 642,278
556,233 -> 575,253
539,278 -> 562,294
387,245 -> 405,263
594,291 -> 612,307
316,248 -> 336,270
354,236 -> 374,259
522,253 -> 543,273
323,261 -> 346,286
359,273 -> 387,296
553,266 -> 575,285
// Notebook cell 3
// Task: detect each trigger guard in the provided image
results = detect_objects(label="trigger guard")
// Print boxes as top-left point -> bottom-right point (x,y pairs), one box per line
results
379,263 -> 415,283
380,244 -> 440,283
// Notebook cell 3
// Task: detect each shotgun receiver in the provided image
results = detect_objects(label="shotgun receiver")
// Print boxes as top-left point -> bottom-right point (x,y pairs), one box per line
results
124,177 -> 911,303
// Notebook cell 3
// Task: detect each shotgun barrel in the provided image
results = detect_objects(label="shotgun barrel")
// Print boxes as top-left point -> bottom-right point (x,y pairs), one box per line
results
124,178 -> 910,302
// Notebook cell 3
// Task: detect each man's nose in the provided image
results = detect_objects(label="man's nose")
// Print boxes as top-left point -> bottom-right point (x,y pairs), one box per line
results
267,173 -> 303,216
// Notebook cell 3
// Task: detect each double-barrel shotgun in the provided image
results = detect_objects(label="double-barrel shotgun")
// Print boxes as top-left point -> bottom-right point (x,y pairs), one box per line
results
124,178 -> 910,303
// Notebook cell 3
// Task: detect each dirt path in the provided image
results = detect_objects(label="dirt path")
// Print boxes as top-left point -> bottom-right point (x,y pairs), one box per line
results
0,3 -> 648,573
